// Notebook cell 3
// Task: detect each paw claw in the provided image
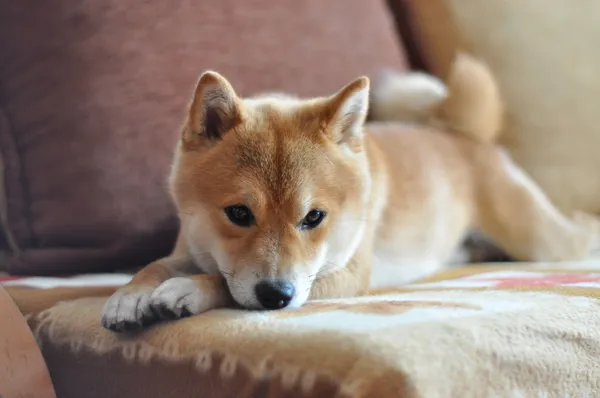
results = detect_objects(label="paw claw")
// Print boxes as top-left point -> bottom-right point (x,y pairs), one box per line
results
152,303 -> 182,320
114,320 -> 142,333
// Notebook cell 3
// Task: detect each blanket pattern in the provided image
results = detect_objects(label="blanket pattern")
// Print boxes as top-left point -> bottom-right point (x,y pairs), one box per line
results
6,263 -> 600,398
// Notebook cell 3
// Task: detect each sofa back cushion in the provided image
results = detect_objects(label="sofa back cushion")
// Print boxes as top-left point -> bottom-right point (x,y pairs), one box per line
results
0,0 -> 407,274
391,0 -> 600,216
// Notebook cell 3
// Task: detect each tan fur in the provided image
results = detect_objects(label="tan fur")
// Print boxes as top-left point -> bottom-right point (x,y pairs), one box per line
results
439,53 -> 503,142
369,70 -> 448,124
94,52 -> 600,332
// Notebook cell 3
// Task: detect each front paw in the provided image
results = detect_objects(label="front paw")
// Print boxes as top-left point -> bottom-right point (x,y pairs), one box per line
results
101,287 -> 156,333
148,277 -> 212,320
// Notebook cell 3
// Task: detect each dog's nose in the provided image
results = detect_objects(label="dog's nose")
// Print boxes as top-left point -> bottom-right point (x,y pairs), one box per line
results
255,280 -> 295,309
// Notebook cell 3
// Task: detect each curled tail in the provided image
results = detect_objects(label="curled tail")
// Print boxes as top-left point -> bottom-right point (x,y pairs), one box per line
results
370,52 -> 503,143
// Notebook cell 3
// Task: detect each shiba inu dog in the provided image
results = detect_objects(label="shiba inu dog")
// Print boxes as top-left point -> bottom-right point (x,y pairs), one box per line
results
101,53 -> 600,332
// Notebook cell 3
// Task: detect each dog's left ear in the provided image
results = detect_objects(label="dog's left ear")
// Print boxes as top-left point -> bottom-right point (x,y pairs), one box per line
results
322,76 -> 370,144
183,71 -> 242,149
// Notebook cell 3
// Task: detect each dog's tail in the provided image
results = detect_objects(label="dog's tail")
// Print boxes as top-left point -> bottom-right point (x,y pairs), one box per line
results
370,52 -> 503,143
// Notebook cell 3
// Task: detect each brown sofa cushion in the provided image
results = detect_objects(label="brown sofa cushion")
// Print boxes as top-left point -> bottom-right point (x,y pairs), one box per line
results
0,1 -> 407,275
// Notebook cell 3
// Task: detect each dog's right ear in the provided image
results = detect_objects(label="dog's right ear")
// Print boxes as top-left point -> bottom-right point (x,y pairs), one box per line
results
183,71 -> 242,149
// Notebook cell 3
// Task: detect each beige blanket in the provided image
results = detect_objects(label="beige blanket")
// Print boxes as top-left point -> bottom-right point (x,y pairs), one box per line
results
12,263 -> 600,397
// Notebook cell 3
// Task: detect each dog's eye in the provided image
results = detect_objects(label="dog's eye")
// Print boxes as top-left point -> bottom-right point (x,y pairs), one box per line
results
224,205 -> 255,227
300,209 -> 326,230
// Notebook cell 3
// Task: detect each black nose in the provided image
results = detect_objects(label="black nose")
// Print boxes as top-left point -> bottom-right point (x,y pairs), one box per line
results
255,280 -> 295,309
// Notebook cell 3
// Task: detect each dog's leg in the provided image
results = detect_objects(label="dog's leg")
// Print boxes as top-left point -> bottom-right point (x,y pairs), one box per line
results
147,274 -> 230,319
101,253 -> 196,332
309,243 -> 372,299
475,149 -> 599,262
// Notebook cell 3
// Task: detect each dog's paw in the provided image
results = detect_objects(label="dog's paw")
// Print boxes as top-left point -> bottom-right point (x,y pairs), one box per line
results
148,277 -> 213,320
101,287 -> 156,333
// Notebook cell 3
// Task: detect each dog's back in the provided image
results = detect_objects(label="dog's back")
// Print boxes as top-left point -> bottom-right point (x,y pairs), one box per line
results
367,53 -> 599,288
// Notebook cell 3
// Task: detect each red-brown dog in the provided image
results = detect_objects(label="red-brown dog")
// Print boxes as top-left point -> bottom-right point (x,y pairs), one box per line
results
101,53 -> 599,332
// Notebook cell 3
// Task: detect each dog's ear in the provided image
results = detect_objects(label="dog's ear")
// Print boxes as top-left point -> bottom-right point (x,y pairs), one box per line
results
183,71 -> 242,149
321,76 -> 370,145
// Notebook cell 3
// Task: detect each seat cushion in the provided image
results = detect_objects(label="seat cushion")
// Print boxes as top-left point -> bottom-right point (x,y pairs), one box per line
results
9,263 -> 600,397
0,0 -> 407,275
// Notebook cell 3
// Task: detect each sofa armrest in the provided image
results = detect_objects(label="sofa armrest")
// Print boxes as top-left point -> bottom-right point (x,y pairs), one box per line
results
0,285 -> 56,398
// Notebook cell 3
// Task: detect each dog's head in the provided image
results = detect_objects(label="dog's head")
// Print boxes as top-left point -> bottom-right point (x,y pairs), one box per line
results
170,72 -> 371,309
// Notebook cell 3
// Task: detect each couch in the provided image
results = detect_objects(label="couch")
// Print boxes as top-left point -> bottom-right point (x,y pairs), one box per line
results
2,1 -> 600,397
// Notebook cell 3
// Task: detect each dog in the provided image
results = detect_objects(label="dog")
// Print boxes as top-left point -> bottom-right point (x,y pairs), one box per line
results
101,53 -> 600,332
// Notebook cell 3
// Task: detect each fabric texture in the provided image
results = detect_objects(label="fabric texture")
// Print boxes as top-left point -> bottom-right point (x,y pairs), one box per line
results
7,262 -> 600,397
0,0 -> 407,275
397,0 -> 600,216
